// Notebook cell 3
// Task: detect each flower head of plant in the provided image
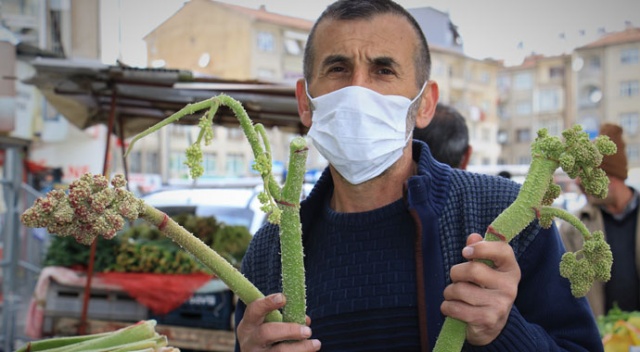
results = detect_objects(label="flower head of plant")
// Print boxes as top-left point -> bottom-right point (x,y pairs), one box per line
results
20,173 -> 144,245
559,230 -> 612,297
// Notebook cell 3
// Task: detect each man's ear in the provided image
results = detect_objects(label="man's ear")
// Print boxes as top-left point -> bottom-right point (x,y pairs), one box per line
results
295,79 -> 312,127
415,80 -> 439,129
459,145 -> 473,170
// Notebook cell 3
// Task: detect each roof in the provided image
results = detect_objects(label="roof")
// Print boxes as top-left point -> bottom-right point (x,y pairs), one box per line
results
145,0 -> 313,39
23,58 -> 305,138
217,1 -> 314,31
578,27 -> 640,50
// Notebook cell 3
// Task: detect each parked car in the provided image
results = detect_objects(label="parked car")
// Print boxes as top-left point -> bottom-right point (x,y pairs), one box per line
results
141,186 -> 266,235
141,183 -> 316,235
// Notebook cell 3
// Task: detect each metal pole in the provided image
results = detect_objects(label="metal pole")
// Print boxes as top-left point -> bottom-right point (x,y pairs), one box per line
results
1,146 -> 24,351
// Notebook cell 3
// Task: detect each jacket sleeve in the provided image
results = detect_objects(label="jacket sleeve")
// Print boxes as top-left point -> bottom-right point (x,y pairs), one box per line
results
466,225 -> 603,352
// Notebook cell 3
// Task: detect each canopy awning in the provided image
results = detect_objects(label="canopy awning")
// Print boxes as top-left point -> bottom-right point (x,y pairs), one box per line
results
24,58 -> 307,138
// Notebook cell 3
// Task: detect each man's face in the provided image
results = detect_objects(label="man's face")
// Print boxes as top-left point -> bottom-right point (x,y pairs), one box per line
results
306,14 -> 422,100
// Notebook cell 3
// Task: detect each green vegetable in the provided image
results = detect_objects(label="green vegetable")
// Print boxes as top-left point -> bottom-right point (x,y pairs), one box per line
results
15,320 -> 173,352
433,126 -> 616,351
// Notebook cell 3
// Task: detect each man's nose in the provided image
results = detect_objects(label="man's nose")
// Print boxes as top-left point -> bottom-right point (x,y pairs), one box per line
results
349,68 -> 372,89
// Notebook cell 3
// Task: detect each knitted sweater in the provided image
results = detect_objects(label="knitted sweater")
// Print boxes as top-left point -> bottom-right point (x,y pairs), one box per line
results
235,140 -> 603,351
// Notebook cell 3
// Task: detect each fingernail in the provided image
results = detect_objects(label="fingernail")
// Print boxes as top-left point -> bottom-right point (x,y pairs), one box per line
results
462,246 -> 474,257
301,326 -> 311,338
270,293 -> 283,304
312,339 -> 321,349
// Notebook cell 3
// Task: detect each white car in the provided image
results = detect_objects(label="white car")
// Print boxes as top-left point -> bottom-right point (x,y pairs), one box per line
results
141,184 -> 316,235
141,187 -> 267,235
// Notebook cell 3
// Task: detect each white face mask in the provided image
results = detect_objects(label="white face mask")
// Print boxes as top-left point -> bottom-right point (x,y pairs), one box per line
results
306,83 -> 426,185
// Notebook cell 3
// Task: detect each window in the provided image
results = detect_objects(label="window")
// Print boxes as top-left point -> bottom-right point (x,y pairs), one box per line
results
588,56 -> 601,69
620,112 -> 640,135
514,72 -> 533,90
129,151 -> 142,173
517,129 -> 531,143
226,153 -> 245,176
284,38 -> 301,55
497,74 -> 510,91
203,152 -> 217,176
146,152 -> 160,174
518,155 -> 532,165
620,81 -> 640,97
516,101 -> 532,115
228,127 -> 244,140
169,152 -> 188,178
257,31 -> 275,52
538,89 -> 562,112
549,66 -> 565,79
536,119 -> 563,137
497,130 -> 508,144
621,48 -> 639,65
627,144 -> 639,163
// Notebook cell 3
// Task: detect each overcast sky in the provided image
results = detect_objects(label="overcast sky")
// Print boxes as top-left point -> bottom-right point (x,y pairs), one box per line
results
100,0 -> 640,67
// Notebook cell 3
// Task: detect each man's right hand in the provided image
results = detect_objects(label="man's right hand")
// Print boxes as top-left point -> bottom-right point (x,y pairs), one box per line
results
236,293 -> 321,351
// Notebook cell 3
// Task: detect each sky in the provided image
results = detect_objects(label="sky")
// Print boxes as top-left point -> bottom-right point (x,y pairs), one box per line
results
100,0 -> 640,67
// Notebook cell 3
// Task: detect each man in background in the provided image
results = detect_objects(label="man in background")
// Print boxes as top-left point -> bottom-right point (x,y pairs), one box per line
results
413,103 -> 472,169
560,123 -> 640,317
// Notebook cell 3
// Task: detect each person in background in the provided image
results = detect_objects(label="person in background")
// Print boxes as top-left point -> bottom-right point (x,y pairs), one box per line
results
560,123 -> 640,318
234,1 -> 603,351
498,170 -> 512,179
413,103 -> 472,169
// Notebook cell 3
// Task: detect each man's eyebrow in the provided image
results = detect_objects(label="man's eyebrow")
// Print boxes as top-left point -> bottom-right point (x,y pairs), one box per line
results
321,54 -> 350,68
370,56 -> 399,68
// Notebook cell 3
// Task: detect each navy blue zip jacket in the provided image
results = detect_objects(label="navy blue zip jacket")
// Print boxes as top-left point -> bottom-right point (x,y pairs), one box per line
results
235,140 -> 603,351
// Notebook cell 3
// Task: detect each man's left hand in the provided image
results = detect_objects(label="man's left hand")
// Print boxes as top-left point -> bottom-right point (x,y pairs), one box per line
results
441,233 -> 521,346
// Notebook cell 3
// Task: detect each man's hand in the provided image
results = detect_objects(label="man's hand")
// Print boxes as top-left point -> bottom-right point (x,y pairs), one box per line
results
441,233 -> 521,346
236,293 -> 321,351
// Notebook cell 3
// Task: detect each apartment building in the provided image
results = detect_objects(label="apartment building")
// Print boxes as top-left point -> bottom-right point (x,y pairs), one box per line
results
141,0 -> 319,181
497,54 -> 574,165
410,7 -> 502,167
572,26 -> 640,168
144,0 -> 312,82
431,47 -> 503,166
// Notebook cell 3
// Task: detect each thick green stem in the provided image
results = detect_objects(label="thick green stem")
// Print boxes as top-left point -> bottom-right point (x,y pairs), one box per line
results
279,137 -> 308,324
434,156 -> 559,352
140,203 -> 283,322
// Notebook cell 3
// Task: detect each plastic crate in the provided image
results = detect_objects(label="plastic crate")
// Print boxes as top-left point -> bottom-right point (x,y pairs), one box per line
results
43,280 -> 148,324
149,289 -> 233,330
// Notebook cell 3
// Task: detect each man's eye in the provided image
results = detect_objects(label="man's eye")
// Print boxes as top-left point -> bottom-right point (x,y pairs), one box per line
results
328,66 -> 346,73
378,68 -> 395,75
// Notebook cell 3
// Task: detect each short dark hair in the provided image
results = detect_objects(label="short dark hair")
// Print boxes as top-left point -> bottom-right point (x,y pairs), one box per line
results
303,0 -> 431,88
413,103 -> 469,168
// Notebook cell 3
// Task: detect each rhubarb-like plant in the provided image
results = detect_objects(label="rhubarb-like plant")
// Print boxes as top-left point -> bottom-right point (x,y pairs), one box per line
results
433,125 -> 615,351
21,94 -> 309,325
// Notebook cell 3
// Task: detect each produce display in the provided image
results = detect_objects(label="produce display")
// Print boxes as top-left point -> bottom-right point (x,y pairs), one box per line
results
20,94 -> 614,351
598,306 -> 640,352
43,214 -> 251,273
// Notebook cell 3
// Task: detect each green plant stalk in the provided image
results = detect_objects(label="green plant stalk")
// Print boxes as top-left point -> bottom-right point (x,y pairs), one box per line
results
140,202 -> 283,323
15,331 -> 113,352
433,157 -> 558,351
40,320 -> 157,352
278,137 -> 308,324
433,126 -> 615,351
126,94 -> 309,324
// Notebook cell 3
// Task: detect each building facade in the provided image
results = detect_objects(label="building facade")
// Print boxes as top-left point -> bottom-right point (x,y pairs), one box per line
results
497,54 -> 574,165
572,26 -> 640,167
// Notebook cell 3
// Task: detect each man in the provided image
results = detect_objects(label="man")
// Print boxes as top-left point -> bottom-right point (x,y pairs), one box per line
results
561,123 -> 640,318
235,1 -> 602,351
413,103 -> 472,169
